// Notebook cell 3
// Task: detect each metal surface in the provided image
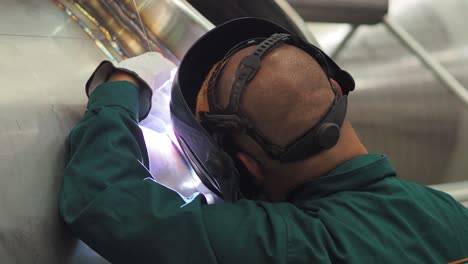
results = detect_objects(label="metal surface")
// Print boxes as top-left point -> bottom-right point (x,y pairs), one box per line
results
311,0 -> 468,186
289,0 -> 389,25
0,1 -> 107,262
0,0 -> 216,263
58,0 -> 214,62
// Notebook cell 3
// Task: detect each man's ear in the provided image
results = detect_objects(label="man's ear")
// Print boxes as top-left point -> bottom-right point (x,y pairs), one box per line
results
330,79 -> 344,96
237,152 -> 265,187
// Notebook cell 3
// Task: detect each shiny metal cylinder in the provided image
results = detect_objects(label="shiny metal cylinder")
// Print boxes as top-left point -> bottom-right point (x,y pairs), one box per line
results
0,0 -> 215,263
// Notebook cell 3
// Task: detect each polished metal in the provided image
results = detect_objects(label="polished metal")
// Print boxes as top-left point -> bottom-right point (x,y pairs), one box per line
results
0,0 -> 109,262
0,0 -> 217,263
58,0 -> 214,62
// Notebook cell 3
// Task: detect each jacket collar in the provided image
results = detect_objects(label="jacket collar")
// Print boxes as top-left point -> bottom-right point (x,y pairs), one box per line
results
286,154 -> 397,203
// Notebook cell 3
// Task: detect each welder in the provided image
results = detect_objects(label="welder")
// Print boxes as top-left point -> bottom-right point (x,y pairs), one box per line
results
59,18 -> 468,263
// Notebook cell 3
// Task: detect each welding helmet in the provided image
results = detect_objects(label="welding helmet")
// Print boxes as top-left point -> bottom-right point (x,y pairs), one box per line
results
170,17 -> 355,202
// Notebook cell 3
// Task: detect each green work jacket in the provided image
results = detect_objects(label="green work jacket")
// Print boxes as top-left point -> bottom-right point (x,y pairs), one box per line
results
60,82 -> 468,263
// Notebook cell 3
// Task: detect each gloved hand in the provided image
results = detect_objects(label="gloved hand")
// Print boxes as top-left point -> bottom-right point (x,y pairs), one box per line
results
86,52 -> 177,120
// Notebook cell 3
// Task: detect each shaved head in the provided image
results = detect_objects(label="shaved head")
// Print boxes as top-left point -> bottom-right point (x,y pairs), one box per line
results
211,44 -> 334,147
195,42 -> 366,201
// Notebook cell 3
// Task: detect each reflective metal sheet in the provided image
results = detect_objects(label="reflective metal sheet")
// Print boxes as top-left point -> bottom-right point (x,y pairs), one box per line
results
0,1 -> 108,262
57,0 -> 214,62
0,0 -> 216,263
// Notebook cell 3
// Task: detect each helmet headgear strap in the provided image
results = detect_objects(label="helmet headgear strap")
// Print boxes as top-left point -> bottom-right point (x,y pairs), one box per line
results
200,33 -> 354,162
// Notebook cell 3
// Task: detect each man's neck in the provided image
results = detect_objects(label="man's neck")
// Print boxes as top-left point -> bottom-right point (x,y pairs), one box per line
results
268,121 -> 367,202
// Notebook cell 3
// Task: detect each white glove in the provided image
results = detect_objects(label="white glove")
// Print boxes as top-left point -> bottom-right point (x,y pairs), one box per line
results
86,52 -> 177,120
139,70 -> 175,133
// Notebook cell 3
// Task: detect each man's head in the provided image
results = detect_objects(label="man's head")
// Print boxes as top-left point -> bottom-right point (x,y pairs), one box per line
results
171,18 -> 366,202
195,43 -> 367,201
202,44 -> 334,146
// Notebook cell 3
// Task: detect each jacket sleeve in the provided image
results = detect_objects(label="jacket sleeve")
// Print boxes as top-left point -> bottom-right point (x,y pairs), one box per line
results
59,81 -> 287,264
